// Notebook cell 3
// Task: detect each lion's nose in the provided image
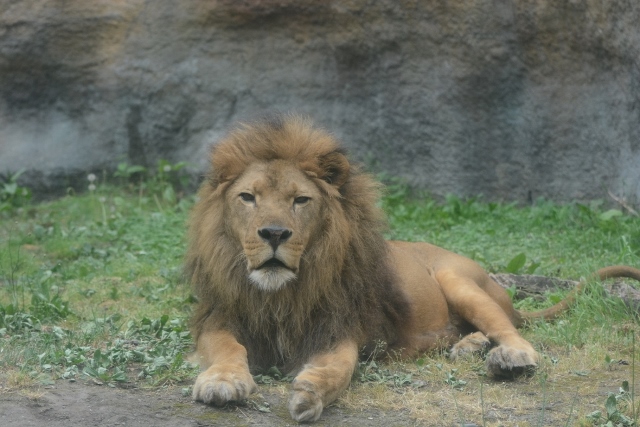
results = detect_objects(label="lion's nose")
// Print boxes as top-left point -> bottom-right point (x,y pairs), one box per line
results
258,227 -> 293,251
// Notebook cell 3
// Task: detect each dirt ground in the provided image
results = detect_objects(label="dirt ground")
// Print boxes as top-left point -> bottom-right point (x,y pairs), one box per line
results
0,380 -> 416,427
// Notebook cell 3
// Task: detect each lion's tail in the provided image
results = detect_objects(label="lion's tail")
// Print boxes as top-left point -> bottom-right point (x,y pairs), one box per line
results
518,265 -> 640,323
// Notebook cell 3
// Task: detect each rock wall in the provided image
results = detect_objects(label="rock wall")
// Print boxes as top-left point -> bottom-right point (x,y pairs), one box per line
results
1,0 -> 639,203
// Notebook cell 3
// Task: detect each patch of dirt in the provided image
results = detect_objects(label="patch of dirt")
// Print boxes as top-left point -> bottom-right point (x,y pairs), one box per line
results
0,380 -> 415,427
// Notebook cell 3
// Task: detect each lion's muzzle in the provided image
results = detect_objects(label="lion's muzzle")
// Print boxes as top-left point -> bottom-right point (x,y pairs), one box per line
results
258,226 -> 293,251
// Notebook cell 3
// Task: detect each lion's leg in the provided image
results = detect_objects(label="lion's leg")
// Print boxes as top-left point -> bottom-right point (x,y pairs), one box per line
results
288,340 -> 358,423
450,331 -> 491,359
436,269 -> 538,377
191,328 -> 257,406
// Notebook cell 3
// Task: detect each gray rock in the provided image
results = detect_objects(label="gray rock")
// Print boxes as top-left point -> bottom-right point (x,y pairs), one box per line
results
1,0 -> 639,203
491,273 -> 640,309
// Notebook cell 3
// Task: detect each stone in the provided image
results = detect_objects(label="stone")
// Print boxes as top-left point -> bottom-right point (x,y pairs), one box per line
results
1,0 -> 638,203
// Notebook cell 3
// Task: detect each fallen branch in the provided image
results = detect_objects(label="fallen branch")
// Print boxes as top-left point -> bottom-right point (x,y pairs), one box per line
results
608,189 -> 639,216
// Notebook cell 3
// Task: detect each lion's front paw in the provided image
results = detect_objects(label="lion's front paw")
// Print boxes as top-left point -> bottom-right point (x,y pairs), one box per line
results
192,364 -> 257,406
288,379 -> 324,423
485,343 -> 538,378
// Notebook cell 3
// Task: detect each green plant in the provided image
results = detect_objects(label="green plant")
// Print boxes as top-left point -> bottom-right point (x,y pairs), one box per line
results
148,160 -> 189,207
442,367 -> 467,390
0,170 -> 31,212
354,358 -> 413,387
30,281 -> 72,322
0,304 -> 42,334
112,160 -> 190,209
504,252 -> 541,275
354,342 -> 414,387
253,366 -> 293,385
537,372 -> 549,427
114,162 -> 147,183
586,382 -> 636,426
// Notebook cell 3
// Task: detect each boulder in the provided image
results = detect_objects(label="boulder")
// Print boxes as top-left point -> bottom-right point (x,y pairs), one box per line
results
1,0 -> 638,202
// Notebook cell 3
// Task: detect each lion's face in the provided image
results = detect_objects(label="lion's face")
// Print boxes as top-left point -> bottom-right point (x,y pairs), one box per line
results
225,160 -> 325,291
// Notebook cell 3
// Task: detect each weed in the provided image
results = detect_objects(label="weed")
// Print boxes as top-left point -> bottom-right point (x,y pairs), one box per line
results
113,160 -> 190,210
354,358 -> 413,388
354,341 -> 414,388
253,366 -> 293,385
440,366 -> 467,390
505,252 -> 541,275
586,382 -> 636,426
0,169 -> 31,213
114,162 -> 147,184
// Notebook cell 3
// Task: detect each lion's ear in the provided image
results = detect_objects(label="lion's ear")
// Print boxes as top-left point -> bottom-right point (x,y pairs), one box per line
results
208,173 -> 221,189
318,151 -> 350,187
208,171 -> 236,190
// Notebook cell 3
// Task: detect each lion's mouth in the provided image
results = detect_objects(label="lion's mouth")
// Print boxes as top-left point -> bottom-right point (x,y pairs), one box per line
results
249,256 -> 297,291
256,257 -> 289,270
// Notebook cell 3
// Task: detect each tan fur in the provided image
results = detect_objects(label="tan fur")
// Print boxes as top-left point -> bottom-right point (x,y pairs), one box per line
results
186,114 -> 640,422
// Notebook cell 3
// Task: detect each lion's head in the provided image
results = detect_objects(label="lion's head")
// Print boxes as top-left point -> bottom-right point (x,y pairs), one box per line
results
186,115 -> 408,371
221,156 -> 344,292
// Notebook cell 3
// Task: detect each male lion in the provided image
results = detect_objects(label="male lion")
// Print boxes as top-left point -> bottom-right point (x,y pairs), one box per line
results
186,114 -> 640,422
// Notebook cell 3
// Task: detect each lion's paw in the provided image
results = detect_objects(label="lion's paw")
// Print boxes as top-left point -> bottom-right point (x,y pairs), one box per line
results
192,365 -> 257,406
288,379 -> 324,423
450,331 -> 491,360
485,344 -> 538,378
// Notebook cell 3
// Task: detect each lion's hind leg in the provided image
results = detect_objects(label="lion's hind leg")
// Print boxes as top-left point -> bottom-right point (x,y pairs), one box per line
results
450,331 -> 491,360
436,269 -> 538,378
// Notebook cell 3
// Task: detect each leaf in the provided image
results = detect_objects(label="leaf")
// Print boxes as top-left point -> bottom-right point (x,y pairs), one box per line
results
586,410 -> 601,421
111,367 -> 128,382
83,365 -> 99,378
605,393 -> 618,417
525,262 -> 541,275
4,182 -> 17,196
266,366 -> 283,379
549,293 -> 563,304
127,165 -> 146,174
248,400 -> 272,413
621,380 -> 629,393
162,185 -> 176,204
506,253 -> 527,274
599,209 -> 623,222
37,373 -> 55,385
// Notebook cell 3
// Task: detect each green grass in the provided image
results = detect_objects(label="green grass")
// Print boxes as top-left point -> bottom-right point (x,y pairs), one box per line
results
1,176 -> 640,425
382,181 -> 640,277
0,171 -> 196,388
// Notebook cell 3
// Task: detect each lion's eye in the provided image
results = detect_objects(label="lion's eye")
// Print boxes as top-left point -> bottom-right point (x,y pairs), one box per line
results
293,196 -> 310,205
239,192 -> 255,203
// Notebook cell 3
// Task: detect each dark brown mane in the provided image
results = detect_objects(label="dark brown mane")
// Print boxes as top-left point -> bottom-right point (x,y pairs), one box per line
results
185,115 -> 410,372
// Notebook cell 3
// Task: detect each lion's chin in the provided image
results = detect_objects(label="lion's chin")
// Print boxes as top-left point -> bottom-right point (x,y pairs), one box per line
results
248,268 -> 297,291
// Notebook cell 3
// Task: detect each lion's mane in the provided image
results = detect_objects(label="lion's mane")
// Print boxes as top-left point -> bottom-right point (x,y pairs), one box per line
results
185,115 -> 410,372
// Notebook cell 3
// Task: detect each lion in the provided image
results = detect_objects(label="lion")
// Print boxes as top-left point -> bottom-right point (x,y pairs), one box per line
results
185,114 -> 640,422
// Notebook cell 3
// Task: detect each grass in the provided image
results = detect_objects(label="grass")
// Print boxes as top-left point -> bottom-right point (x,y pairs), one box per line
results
1,174 -> 640,426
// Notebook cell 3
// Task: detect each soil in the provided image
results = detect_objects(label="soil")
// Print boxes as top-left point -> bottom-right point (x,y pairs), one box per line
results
0,380 -> 415,427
